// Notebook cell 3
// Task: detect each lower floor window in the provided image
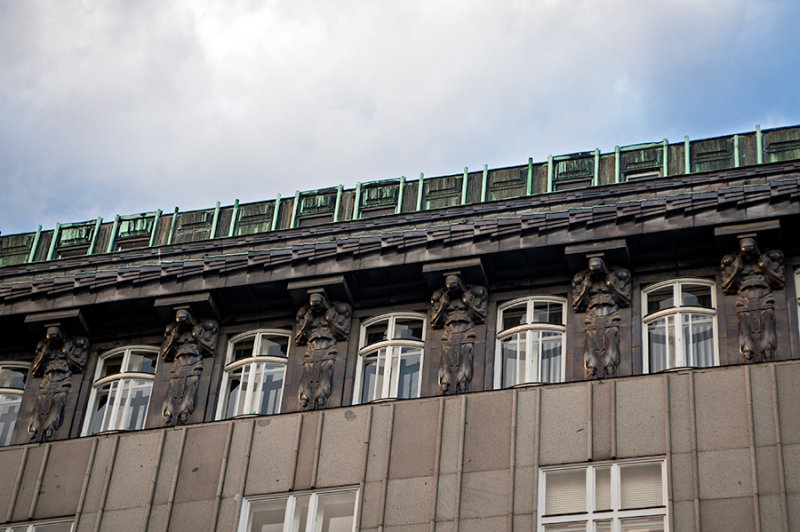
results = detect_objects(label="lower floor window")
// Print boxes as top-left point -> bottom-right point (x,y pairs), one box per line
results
539,459 -> 667,532
2,518 -> 73,531
240,488 -> 358,532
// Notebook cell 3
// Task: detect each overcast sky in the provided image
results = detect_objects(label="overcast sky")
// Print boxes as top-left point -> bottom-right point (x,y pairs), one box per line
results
1,0 -> 799,236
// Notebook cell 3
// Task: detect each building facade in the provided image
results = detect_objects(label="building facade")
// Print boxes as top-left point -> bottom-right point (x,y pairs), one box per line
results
0,125 -> 798,531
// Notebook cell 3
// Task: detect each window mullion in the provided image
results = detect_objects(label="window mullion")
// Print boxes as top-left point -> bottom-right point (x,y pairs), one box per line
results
282,495 -> 296,532
306,493 -> 319,532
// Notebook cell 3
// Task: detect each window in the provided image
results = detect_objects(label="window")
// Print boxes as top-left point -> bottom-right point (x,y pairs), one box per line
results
239,488 -> 358,532
642,279 -> 718,372
495,297 -> 566,387
2,518 -> 73,531
217,330 -> 289,419
82,346 -> 158,435
353,313 -> 425,404
538,459 -> 667,532
0,362 -> 29,446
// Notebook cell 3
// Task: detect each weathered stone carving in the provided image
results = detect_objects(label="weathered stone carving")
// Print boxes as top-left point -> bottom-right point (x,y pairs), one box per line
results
721,237 -> 785,363
295,292 -> 351,411
161,309 -> 218,425
572,257 -> 631,379
28,326 -> 88,441
431,274 -> 487,395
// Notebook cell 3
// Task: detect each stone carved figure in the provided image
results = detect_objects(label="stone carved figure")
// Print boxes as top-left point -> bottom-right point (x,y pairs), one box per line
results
431,274 -> 487,395
295,292 -> 351,411
161,309 -> 218,425
721,237 -> 785,363
28,326 -> 88,441
572,257 -> 631,379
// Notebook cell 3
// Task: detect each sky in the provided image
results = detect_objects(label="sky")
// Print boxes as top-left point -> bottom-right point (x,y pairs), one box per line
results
1,0 -> 799,236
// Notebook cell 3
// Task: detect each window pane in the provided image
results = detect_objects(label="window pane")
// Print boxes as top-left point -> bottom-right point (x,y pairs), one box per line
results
620,463 -> 663,509
91,383 -> 113,433
258,363 -> 285,415
292,495 -> 310,532
594,521 -> 612,532
682,314 -> 714,368
647,316 -> 673,372
396,347 -> 421,399
0,367 -> 27,389
543,523 -> 587,531
501,304 -> 527,331
225,367 -> 243,419
545,470 -> 586,515
393,318 -> 424,341
594,467 -> 611,511
681,284 -> 712,309
127,351 -> 157,374
534,301 -> 563,325
315,492 -> 357,532
646,286 -> 674,315
361,358 -> 377,403
32,524 -> 74,532
232,338 -> 256,362
364,321 -> 388,345
540,331 -> 563,384
501,333 -> 525,388
250,499 -> 286,532
0,394 -> 22,445
260,335 -> 289,358
123,379 -> 152,431
101,354 -> 124,378
620,516 -> 665,531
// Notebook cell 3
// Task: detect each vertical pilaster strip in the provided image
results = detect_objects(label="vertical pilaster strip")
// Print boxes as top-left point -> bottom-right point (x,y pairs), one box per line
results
586,382 -> 593,461
87,217 -> 102,255
353,183 -> 362,220
614,147 -> 621,183
46,223 -> 60,260
149,209 -> 162,247
745,366 -> 762,532
756,125 -> 763,164
6,446 -> 29,521
454,394 -> 467,532
163,427 -> 188,532
526,158 -> 533,196
663,375 -> 673,531
378,403 -> 396,531
395,177 -> 405,215
684,136 -> 691,174
291,416 -> 304,489
28,443 -> 51,518
210,422 -> 235,532
311,411 -> 325,488
167,207 -> 179,245
734,135 -> 741,168
662,139 -> 669,177
234,420 -> 257,527
271,195 -> 282,231
532,388 -> 541,532
429,397 -> 445,532
107,216 -> 120,253
356,407 -> 374,532
228,200 -> 240,237
290,191 -> 301,228
333,185 -> 343,222
209,201 -> 221,238
28,225 -> 42,263
94,435 -> 121,532
460,167 -> 469,205
507,389 -> 518,531
688,372 -> 701,531
481,164 -> 488,202
770,364 -> 790,532
143,430 -> 167,531
416,173 -> 425,211
74,438 -> 99,529
546,155 -> 554,193
611,380 -> 617,458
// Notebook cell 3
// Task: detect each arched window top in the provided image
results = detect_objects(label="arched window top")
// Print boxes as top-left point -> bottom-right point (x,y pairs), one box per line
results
0,361 -> 30,446
0,362 -> 29,393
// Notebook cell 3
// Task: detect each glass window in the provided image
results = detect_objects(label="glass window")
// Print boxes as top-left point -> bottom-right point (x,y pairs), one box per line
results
3,519 -> 73,532
0,362 -> 30,446
353,313 -> 426,404
642,279 -> 718,372
82,347 -> 158,435
240,488 -> 358,532
495,297 -> 567,388
217,330 -> 289,419
539,459 -> 667,532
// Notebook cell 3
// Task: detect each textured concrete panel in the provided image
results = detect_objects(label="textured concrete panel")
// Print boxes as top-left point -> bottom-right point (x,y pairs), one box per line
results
513,514 -> 532,532
749,365 -> 778,447
694,369 -> 749,451
105,431 -> 162,511
384,525 -> 429,532
699,497 -> 756,532
435,473 -> 455,522
668,373 -> 692,454
539,384 -> 587,465
152,429 -> 187,506
697,448 -> 753,499
246,415 -> 300,495
512,465 -> 534,515
221,418 -> 256,497
591,381 -> 613,460
365,403 -> 392,482
358,481 -> 384,529
783,443 -> 800,493
514,389 -> 537,467
75,511 -> 98,532
616,375 -> 667,457
98,507 -> 148,532
214,497 -> 238,532
756,445 -> 781,495
316,407 -> 369,487
0,447 -> 26,519
459,515 -> 507,532
463,392 -> 511,473
434,522 -> 454,532
672,500 -> 696,532
169,500 -> 215,532
670,452 -> 696,503
460,469 -> 509,519
788,493 -> 800,532
36,438 -> 93,519
293,411 -> 320,490
389,399 -> 439,479
438,397 -> 464,475
384,476 -> 433,526
80,436 -> 118,514
776,362 -> 800,445
11,444 -> 46,522
174,423 -> 229,503
758,493 -> 785,532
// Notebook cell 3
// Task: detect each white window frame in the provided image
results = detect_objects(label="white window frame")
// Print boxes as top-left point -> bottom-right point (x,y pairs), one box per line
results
81,345 -> 158,435
1,517 -> 74,531
238,486 -> 359,532
352,312 -> 426,404
494,296 -> 567,388
538,458 -> 668,532
642,278 -> 719,373
215,329 -> 290,420
0,361 -> 30,446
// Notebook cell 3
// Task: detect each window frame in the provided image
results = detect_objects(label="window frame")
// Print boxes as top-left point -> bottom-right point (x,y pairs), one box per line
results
238,486 -> 359,532
352,312 -> 426,404
0,361 -> 30,446
81,345 -> 159,436
641,278 -> 719,373
215,329 -> 291,420
537,458 -> 668,532
494,296 -> 567,388
0,518 -> 74,532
